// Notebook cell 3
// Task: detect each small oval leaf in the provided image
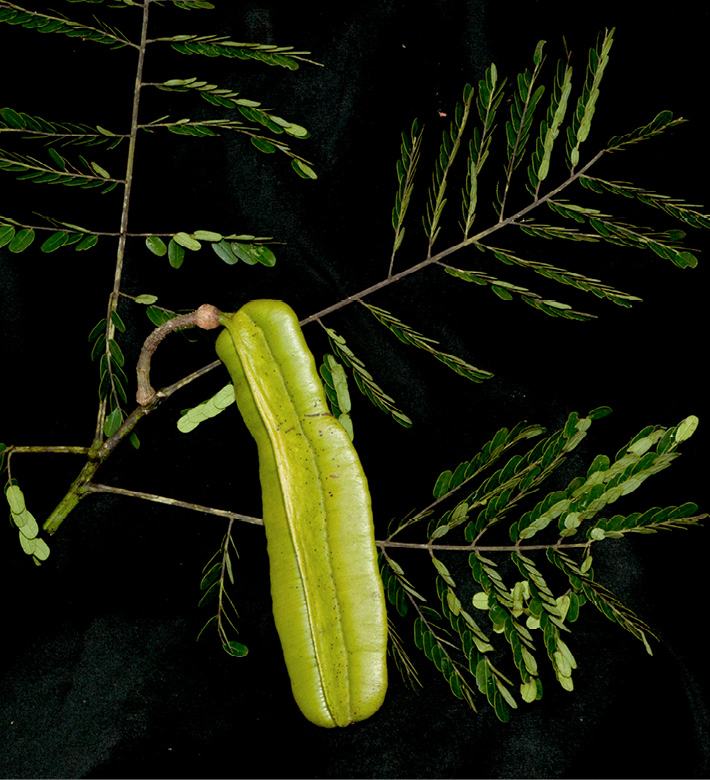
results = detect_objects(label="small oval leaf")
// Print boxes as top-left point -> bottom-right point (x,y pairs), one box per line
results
291,159 -> 317,179
5,484 -> 26,515
135,294 -> 159,305
0,225 -> 16,247
173,232 -> 202,251
8,228 -> 35,253
75,234 -> 99,251
192,230 -> 222,242
145,236 -> 168,256
104,408 -> 123,438
212,239 -> 240,265
222,641 -> 249,657
168,239 -> 185,268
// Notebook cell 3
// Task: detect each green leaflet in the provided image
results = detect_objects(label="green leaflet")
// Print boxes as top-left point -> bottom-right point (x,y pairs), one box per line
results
512,414 -> 700,542
0,7 -> 133,47
196,526 -> 247,656
424,84 -> 474,249
4,482 -> 50,564
216,300 -> 388,728
566,28 -> 614,169
528,55 -> 573,194
496,40 -> 546,217
391,119 -> 423,259
319,354 -> 354,440
177,383 -> 235,432
362,301 -> 493,383
161,34 -> 319,70
324,325 -> 412,427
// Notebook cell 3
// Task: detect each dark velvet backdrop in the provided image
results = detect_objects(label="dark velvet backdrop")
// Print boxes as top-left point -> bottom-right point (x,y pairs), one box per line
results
1,2 -> 709,778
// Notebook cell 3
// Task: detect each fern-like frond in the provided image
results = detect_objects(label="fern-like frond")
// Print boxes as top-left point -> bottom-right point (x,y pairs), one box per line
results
361,301 -> 493,383
442,262 -> 595,321
0,147 -> 122,192
517,222 -> 600,244
473,63 -> 507,173
145,77 -> 315,176
144,116 -> 316,177
383,549 -> 481,708
548,548 -> 655,655
152,34 -> 320,69
387,616 -> 423,692
511,414 -> 698,542
460,63 -> 507,239
414,589 -> 480,712
496,40 -> 546,219
380,410 -> 698,716
388,422 -> 544,543
528,54 -> 573,196
154,78 -> 310,139
90,310 -> 135,441
142,229 -> 278,269
472,551 -> 579,694
432,422 -> 546,502
582,214 -> 698,269
0,3 -> 135,48
479,244 -> 642,309
467,560 -> 546,705
197,522 -> 248,658
431,409 -> 603,543
529,196 -> 699,269
391,119 -> 423,267
601,223 -> 697,268
565,28 -> 614,170
0,218 -> 99,253
424,83 -> 474,253
580,175 -> 710,230
0,107 -> 124,148
435,570 -> 525,720
605,109 -> 686,153
588,502 -> 707,539
165,1 -> 216,9
380,551 -> 427,616
322,325 -> 412,428
460,145 -> 479,239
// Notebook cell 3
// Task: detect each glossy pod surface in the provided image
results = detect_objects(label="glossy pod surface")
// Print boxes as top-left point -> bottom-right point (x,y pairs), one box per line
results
215,299 -> 387,727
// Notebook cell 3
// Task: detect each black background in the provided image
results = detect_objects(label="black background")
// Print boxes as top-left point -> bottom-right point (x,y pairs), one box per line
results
1,2 -> 709,778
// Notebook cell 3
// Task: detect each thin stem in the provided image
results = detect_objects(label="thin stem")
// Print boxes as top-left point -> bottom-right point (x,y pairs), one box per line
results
217,519 -> 237,641
6,445 -> 91,455
0,223 -> 177,238
93,1 -> 152,446
0,129 -> 130,142
84,480 -> 593,551
498,57 -> 545,221
86,483 -> 264,526
426,93 -> 472,257
376,539 -> 590,552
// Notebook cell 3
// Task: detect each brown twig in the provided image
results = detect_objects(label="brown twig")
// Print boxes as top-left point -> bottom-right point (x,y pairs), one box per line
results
86,483 -> 264,526
135,303 -> 221,406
